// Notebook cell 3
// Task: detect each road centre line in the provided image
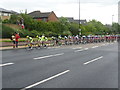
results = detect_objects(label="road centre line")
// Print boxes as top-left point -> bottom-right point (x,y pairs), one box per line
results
34,53 -> 64,60
83,56 -> 103,65
21,70 -> 70,90
0,63 -> 14,67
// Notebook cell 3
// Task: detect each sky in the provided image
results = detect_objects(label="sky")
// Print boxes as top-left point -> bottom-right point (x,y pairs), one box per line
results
0,0 -> 119,25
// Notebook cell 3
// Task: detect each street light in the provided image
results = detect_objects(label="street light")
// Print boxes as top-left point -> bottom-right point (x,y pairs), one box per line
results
78,0 -> 81,37
112,15 -> 114,24
112,15 -> 114,34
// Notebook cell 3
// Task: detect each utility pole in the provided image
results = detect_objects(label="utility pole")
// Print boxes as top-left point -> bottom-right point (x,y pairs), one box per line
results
78,0 -> 81,37
112,15 -> 114,34
112,15 -> 114,24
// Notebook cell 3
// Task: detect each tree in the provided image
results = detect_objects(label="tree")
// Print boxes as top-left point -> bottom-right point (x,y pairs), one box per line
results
69,23 -> 79,35
112,23 -> 120,34
9,14 -> 18,24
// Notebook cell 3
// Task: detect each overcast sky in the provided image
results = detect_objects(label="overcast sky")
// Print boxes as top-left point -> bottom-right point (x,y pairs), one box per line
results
0,0 -> 119,25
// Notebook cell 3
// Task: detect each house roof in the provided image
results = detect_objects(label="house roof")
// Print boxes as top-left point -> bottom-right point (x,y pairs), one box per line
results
28,11 -> 51,18
0,8 -> 10,13
66,17 -> 74,23
74,19 -> 87,24
0,8 -> 18,14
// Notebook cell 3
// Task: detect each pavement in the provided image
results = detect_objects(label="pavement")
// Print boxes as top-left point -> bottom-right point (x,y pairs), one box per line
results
0,46 -> 26,50
1,42 -> 119,89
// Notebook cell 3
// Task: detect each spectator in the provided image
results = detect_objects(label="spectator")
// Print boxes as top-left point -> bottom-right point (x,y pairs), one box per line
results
11,33 -> 16,48
15,32 -> 20,48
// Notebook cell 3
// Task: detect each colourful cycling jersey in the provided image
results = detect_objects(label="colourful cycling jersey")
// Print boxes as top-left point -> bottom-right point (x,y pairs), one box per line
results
27,37 -> 33,43
41,35 -> 45,41
37,36 -> 41,42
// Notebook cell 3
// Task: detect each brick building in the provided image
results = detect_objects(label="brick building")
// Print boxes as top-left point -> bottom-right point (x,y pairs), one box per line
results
28,10 -> 58,22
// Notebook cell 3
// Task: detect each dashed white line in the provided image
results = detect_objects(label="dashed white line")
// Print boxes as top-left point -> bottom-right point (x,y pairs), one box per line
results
91,46 -> 98,48
21,70 -> 70,90
84,48 -> 89,50
34,53 -> 64,60
74,49 -> 84,52
74,48 -> 89,52
0,63 -> 14,67
84,56 -> 103,65
102,44 -> 106,46
72,47 -> 82,49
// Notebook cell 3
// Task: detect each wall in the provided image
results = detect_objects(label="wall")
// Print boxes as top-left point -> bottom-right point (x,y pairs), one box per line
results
48,12 -> 58,22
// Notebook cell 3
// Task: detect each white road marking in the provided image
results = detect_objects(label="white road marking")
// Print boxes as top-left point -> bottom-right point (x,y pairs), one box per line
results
47,46 -> 60,49
0,63 -> 14,67
91,46 -> 98,48
34,53 -> 64,60
102,44 -> 106,46
74,48 -> 89,52
21,70 -> 70,90
106,43 -> 109,45
72,47 -> 82,49
74,49 -> 84,52
84,48 -> 89,50
84,56 -> 103,65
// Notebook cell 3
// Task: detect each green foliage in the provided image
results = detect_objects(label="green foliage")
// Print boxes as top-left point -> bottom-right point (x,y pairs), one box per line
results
2,19 -> 9,24
63,30 -> 72,36
83,19 -> 114,35
9,14 -> 18,24
69,23 -> 79,35
112,23 -> 120,34
2,13 -> 120,39
2,24 -> 16,38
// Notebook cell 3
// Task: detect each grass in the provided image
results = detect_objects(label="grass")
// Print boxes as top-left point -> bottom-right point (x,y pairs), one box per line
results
0,37 -> 55,42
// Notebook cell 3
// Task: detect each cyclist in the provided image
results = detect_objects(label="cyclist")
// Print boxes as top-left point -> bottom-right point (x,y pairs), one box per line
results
41,34 -> 46,47
51,36 -> 56,46
64,36 -> 68,45
36,35 -> 41,47
45,36 -> 48,47
26,36 -> 33,49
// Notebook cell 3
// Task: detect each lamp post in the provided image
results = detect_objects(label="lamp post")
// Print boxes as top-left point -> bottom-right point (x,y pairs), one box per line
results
78,0 -> 81,37
112,15 -> 114,34
112,15 -> 114,24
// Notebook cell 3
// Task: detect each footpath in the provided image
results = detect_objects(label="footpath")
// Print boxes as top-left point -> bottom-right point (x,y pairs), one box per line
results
0,46 -> 26,50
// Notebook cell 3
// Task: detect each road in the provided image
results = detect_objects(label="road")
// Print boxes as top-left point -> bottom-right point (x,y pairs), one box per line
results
1,42 -> 118,89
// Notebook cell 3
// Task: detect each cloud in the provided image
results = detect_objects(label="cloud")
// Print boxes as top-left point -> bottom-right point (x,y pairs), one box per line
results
0,0 -> 118,24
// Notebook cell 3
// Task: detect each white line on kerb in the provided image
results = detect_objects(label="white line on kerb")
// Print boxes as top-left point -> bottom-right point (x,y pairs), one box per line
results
84,56 -> 103,65
0,63 -> 14,67
21,70 -> 70,90
34,53 -> 64,60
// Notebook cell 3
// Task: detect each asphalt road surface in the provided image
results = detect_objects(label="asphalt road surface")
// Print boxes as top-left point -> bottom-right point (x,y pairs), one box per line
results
1,42 -> 118,89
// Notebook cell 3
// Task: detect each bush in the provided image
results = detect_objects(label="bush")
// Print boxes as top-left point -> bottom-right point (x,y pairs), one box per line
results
30,30 -> 40,37
2,24 -> 16,38
2,19 -> 9,24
